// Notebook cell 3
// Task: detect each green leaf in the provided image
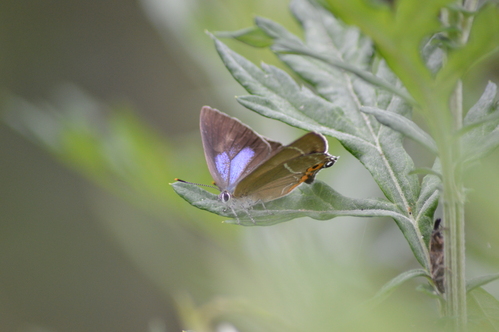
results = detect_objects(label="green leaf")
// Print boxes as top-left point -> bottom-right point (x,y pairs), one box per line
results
253,13 -> 413,103
172,180 -> 405,226
214,1 -> 438,266
323,0 -> 455,103
211,36 -> 352,139
3,88 -> 241,245
415,160 -> 441,247
468,287 -> 499,331
461,82 -> 499,162
254,16 -> 305,51
421,35 -> 445,74
3,95 -> 64,150
436,5 -> 499,95
470,131 -> 499,160
215,26 -> 419,210
463,82 -> 498,127
361,106 -> 438,154
460,112 -> 499,136
216,27 -> 274,48
365,269 -> 431,307
409,167 -> 442,179
416,284 -> 442,299
3,87 -> 179,206
467,273 -> 499,293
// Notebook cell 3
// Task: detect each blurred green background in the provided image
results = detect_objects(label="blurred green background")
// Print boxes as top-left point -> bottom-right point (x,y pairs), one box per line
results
1,0 -> 499,331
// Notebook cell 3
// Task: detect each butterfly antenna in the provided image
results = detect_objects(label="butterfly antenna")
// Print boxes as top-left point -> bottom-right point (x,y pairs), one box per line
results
174,178 -> 218,190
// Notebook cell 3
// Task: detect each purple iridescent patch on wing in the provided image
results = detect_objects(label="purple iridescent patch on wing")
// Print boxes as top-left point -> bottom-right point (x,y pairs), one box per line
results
215,147 -> 255,186
215,152 -> 230,183
230,147 -> 255,184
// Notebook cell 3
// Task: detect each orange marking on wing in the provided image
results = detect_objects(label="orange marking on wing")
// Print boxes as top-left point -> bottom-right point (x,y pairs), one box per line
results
286,162 -> 326,192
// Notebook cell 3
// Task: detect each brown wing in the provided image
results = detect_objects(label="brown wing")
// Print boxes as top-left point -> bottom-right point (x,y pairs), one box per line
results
200,106 -> 282,190
233,132 -> 328,183
233,132 -> 336,201
234,153 -> 336,202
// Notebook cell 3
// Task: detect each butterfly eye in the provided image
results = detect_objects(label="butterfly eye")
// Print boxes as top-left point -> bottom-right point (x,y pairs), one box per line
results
325,160 -> 335,168
220,191 -> 231,203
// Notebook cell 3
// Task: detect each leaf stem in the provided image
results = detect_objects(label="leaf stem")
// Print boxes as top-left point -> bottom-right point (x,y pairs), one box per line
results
449,82 -> 467,323
441,0 -> 479,327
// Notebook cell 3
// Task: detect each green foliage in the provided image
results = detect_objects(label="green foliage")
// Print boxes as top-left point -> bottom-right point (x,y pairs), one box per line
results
2,86 -> 225,242
365,269 -> 431,307
468,287 -> 499,331
467,273 -> 499,293
173,180 -> 404,226
361,106 -> 438,155
174,0 -> 499,328
322,0 -> 455,101
437,5 -> 499,94
180,0 -> 441,269
4,88 -> 175,204
462,82 -> 499,163
217,27 -> 274,48
4,0 -> 499,330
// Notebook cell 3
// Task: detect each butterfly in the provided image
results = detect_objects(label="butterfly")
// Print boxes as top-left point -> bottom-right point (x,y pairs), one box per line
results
180,106 -> 338,223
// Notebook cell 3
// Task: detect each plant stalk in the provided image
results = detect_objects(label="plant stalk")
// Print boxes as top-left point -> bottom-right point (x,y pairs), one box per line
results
441,0 -> 478,328
443,81 -> 467,327
430,89 -> 466,329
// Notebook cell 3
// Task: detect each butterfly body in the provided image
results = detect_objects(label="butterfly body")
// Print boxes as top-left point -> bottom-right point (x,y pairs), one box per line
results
200,106 -> 337,220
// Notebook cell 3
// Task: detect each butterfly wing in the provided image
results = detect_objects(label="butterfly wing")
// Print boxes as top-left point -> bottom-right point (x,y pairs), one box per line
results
200,106 -> 282,191
236,154 -> 336,202
233,132 -> 336,202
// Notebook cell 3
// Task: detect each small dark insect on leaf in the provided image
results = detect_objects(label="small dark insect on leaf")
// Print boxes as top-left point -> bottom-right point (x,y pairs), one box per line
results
430,218 -> 445,293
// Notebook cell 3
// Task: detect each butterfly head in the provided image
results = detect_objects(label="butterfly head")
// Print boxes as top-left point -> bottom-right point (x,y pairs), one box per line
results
219,190 -> 231,203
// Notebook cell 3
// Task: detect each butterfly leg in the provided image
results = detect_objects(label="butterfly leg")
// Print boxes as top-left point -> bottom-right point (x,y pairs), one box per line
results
244,209 -> 256,224
259,201 -> 273,215
228,206 -> 242,225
